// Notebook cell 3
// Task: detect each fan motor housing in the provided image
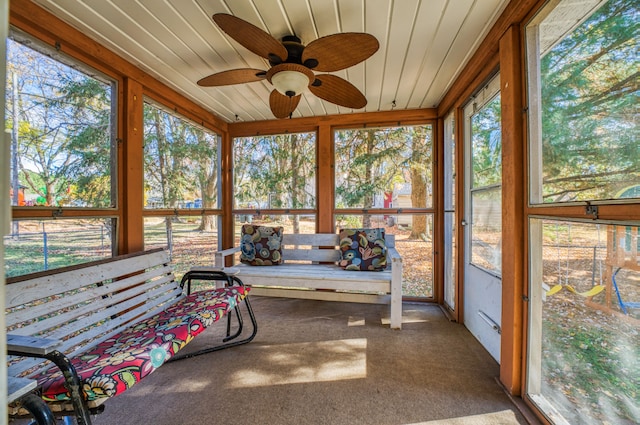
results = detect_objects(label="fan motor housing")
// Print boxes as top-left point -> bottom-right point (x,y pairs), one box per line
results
271,35 -> 305,66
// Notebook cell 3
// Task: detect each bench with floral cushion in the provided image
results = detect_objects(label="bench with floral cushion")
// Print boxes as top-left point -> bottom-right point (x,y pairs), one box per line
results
6,248 -> 256,425
215,226 -> 403,329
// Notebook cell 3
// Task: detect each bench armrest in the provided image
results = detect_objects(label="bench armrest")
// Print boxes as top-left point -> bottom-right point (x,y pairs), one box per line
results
214,246 -> 241,267
8,376 -> 38,404
7,334 -> 62,356
7,334 -> 91,423
387,246 -> 402,264
386,247 -> 403,330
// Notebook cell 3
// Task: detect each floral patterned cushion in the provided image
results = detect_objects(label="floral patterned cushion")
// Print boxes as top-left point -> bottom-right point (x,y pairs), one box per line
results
338,228 -> 387,271
240,224 -> 284,266
30,285 -> 249,402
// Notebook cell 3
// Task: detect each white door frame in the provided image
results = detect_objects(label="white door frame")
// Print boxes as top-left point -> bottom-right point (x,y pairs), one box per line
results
462,74 -> 502,362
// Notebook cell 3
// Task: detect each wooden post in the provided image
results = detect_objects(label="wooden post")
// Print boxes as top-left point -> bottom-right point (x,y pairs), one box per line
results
1,0 -> 10,419
221,131 -> 234,255
499,25 -> 525,396
433,117 -> 444,304
317,123 -> 334,233
453,106 -> 465,324
120,78 -> 144,253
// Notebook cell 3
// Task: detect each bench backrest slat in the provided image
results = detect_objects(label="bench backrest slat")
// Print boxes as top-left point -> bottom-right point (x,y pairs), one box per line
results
277,233 -> 395,264
6,249 -> 172,308
7,265 -> 175,328
282,249 -> 342,262
8,286 -> 184,378
59,287 -> 184,358
38,280 -> 181,344
6,249 -> 185,379
8,266 -> 177,336
282,233 -> 339,246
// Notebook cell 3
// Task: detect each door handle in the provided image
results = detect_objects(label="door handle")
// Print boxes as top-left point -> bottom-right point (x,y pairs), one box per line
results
461,220 -> 468,226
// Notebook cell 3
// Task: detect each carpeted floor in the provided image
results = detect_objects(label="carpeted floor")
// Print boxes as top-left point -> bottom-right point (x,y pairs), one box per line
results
92,297 -> 531,425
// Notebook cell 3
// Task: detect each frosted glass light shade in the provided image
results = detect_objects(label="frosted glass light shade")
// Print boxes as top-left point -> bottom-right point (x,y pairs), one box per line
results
271,70 -> 309,97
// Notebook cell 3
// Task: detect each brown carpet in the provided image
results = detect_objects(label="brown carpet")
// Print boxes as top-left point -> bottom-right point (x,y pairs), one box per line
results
92,297 -> 530,425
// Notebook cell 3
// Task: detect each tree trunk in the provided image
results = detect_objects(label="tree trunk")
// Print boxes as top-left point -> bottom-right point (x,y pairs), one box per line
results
198,152 -> 218,231
165,216 -> 173,253
409,172 -> 428,239
198,215 -> 217,232
409,129 -> 429,239
290,134 -> 301,233
363,130 -> 375,228
153,110 -> 169,208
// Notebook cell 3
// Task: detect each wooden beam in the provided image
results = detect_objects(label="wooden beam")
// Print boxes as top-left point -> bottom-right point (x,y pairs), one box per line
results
526,203 -> 640,221
229,108 -> 437,138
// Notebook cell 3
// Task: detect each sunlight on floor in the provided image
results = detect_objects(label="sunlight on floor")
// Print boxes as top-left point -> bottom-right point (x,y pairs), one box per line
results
348,315 -> 365,326
228,338 -> 367,388
381,308 -> 435,325
407,409 -> 521,424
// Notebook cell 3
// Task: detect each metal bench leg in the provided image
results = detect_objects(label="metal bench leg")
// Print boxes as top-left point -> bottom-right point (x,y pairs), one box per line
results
170,294 -> 258,361
223,302 -> 244,342
7,349 -> 92,425
20,393 -> 56,425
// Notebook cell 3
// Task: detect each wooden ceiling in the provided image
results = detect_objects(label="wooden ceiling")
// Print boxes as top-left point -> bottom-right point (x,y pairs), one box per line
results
30,0 -> 509,123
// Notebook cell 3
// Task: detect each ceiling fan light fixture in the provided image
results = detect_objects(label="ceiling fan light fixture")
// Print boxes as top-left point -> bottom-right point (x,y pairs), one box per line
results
271,70 -> 310,97
203,14 -> 379,118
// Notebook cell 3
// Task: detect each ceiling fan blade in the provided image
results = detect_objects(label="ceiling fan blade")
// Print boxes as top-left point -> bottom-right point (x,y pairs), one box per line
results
197,69 -> 266,86
309,74 -> 367,109
213,13 -> 288,62
269,90 -> 301,119
302,33 -> 379,72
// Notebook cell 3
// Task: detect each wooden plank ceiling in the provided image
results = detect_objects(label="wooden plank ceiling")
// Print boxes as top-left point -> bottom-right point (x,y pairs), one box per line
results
30,0 -> 509,123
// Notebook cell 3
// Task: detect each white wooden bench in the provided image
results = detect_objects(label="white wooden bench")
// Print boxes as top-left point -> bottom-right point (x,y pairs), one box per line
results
215,233 -> 403,329
5,248 -> 257,425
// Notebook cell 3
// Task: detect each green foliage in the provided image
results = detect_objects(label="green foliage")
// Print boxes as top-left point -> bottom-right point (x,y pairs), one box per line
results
6,37 -> 113,207
60,77 -> 113,207
540,0 -> 640,202
334,126 -> 433,210
471,95 -> 502,188
143,104 -> 219,210
233,133 -> 316,209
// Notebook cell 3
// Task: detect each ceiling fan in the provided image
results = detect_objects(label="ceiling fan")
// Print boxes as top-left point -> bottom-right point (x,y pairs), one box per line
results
198,13 -> 379,119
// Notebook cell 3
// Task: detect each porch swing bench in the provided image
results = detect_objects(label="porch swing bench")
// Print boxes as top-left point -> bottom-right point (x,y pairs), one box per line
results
6,248 -> 257,425
215,232 -> 403,329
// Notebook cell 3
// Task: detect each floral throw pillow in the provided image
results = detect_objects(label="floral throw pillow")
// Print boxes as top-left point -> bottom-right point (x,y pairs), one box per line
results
240,225 -> 284,266
338,228 -> 387,271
